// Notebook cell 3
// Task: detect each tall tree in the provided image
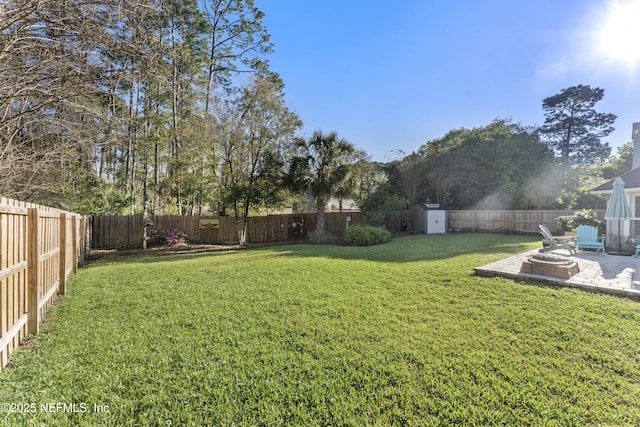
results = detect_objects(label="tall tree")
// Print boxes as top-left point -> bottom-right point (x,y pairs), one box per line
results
348,149 -> 384,211
600,141 -> 633,179
391,151 -> 427,230
216,76 -> 301,244
201,0 -> 273,112
0,0 -> 278,213
421,119 -> 555,209
359,181 -> 406,227
289,130 -> 355,233
540,84 -> 616,165
0,0 -> 160,203
160,0 -> 210,213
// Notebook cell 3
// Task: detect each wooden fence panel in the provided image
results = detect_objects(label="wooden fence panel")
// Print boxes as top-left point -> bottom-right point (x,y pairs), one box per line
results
384,210 -> 411,232
92,209 -> 611,249
325,211 -> 363,236
91,211 -> 365,249
37,212 -> 61,320
0,200 -> 29,369
446,210 -> 605,234
0,197 -> 85,369
387,209 -> 606,235
247,216 -> 267,243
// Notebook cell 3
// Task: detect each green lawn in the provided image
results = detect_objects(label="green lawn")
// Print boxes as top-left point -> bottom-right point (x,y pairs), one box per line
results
2,234 -> 640,426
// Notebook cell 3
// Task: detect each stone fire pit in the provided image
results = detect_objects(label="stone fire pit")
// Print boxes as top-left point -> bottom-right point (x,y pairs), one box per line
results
520,253 -> 579,279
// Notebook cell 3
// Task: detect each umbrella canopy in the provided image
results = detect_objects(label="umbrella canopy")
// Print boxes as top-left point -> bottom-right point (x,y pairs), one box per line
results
605,178 -> 632,220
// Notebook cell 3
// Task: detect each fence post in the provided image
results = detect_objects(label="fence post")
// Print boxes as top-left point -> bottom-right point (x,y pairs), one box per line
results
27,208 -> 40,335
71,215 -> 78,273
79,216 -> 86,267
59,213 -> 67,295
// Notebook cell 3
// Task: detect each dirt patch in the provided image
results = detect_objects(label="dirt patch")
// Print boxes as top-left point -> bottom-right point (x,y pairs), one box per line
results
87,243 -> 249,262
86,241 -> 308,262
87,232 -> 410,262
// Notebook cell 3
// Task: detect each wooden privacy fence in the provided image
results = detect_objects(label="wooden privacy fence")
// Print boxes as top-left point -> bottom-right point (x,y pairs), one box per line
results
94,209 -> 607,247
386,209 -> 606,234
91,212 -> 365,249
447,210 -> 605,234
0,197 -> 86,369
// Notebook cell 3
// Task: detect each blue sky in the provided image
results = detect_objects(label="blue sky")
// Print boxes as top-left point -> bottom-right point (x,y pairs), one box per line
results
259,0 -> 640,162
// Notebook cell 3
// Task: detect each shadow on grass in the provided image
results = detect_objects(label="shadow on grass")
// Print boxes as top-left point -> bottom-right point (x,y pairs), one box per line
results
286,233 -> 540,263
83,233 -> 541,268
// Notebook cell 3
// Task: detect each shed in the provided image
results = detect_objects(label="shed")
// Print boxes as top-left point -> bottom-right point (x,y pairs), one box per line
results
413,203 -> 447,234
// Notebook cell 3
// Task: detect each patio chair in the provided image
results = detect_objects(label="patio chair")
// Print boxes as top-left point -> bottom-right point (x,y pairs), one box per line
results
538,224 -> 575,254
575,225 -> 605,254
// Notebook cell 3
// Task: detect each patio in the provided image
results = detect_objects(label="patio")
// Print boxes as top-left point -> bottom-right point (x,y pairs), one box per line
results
475,247 -> 640,301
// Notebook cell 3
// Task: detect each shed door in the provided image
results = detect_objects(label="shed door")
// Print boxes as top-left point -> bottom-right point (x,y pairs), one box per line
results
427,210 -> 446,234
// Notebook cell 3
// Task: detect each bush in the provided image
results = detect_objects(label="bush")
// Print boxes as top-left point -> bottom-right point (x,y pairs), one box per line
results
153,228 -> 188,246
360,182 -> 407,226
344,225 -> 391,246
556,209 -> 604,235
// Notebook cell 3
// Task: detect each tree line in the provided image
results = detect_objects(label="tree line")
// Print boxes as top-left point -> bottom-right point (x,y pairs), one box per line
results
0,1 -> 628,240
1,0 -> 279,213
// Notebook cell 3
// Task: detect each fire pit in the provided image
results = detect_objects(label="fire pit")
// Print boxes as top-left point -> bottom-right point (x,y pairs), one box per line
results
520,253 -> 579,279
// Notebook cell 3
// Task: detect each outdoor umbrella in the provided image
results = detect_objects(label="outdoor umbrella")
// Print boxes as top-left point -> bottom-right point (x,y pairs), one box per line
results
604,177 -> 633,253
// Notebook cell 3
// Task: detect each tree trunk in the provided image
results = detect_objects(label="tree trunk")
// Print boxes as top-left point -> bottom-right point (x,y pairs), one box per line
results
232,200 -> 248,245
316,196 -> 326,233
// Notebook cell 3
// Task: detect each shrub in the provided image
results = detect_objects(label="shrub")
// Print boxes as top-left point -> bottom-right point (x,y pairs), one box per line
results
154,228 -> 188,246
556,209 -> 604,235
344,225 -> 391,246
360,182 -> 407,226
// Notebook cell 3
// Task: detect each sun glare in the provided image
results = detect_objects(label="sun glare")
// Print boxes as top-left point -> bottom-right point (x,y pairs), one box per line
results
595,0 -> 640,68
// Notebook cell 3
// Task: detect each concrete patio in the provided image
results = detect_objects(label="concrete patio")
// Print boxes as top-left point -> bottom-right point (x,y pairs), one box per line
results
475,247 -> 640,301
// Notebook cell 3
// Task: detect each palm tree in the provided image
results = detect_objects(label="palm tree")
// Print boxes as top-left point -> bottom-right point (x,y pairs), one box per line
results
289,130 -> 355,233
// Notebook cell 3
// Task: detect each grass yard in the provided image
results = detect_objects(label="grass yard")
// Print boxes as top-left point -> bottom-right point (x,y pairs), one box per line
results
1,233 -> 640,426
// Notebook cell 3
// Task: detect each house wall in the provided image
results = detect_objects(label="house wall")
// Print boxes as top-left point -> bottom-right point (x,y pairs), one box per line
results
602,189 -> 640,238
632,122 -> 640,169
630,191 -> 640,237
